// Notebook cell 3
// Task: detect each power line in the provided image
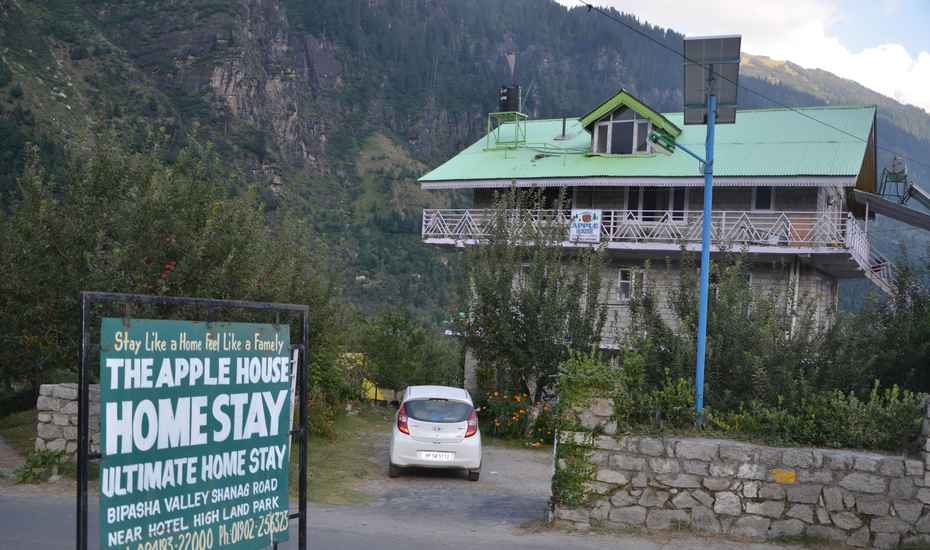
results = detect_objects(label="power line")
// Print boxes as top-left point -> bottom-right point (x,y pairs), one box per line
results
575,0 -> 930,172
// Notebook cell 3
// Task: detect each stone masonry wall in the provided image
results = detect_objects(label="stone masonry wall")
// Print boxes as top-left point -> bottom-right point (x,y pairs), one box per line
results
552,398 -> 930,549
35,383 -> 100,457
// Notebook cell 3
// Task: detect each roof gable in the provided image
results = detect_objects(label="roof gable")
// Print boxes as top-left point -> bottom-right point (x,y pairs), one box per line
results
578,89 -> 682,138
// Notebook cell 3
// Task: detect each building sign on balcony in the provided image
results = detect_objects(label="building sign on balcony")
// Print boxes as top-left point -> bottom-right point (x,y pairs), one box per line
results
569,209 -> 602,243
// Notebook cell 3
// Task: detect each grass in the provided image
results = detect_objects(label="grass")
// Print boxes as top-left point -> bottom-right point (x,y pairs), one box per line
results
290,404 -> 394,505
0,409 -> 36,459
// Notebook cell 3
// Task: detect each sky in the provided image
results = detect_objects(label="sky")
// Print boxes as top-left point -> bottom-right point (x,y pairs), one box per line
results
556,0 -> 930,113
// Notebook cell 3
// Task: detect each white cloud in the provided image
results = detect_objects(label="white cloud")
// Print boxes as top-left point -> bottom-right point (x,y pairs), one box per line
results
557,0 -> 930,113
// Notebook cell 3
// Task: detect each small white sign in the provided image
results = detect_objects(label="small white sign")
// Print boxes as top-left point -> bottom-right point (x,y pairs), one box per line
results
569,209 -> 602,243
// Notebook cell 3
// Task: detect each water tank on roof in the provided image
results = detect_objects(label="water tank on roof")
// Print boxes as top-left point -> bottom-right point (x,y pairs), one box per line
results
498,85 -> 521,113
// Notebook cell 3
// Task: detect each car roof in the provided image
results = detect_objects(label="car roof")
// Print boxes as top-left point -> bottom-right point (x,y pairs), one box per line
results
404,385 -> 472,405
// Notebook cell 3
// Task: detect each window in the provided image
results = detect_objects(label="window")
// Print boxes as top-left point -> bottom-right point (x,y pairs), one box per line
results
753,187 -> 774,210
625,187 -> 688,221
592,108 -> 651,155
617,268 -> 646,303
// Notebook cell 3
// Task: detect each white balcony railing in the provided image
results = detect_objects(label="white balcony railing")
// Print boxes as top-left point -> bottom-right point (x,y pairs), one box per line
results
422,208 -> 896,292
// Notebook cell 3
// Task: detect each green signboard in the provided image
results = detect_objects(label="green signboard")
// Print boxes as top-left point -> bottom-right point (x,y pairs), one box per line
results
99,318 -> 292,550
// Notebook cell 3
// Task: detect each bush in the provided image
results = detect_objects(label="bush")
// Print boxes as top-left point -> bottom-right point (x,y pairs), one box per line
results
14,449 -> 67,483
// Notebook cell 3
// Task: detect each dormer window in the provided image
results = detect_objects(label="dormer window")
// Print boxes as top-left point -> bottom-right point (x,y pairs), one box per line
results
592,108 -> 651,155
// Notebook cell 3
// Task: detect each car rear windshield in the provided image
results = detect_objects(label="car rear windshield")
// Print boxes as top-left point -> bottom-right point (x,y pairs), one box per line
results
404,399 -> 472,423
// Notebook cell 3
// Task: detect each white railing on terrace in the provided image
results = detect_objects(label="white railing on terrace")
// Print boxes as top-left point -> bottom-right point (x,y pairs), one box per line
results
422,208 -> 896,292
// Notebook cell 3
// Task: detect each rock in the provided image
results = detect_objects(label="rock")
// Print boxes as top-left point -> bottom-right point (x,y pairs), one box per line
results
742,481 -> 760,498
611,454 -> 646,471
593,436 -> 621,451
610,490 -> 636,507
713,492 -> 741,516
769,519 -> 805,537
638,438 -> 664,456
53,385 -> 78,400
919,512 -> 930,533
870,516 -> 910,534
786,504 -> 814,523
52,414 -> 70,427
907,460 -> 924,476
646,509 -> 690,530
608,505 -> 646,526
676,440 -> 718,462
631,473 -> 648,488
589,499 -> 611,522
786,484 -> 823,504
703,478 -> 731,491
737,463 -> 767,480
782,449 -> 814,468
807,525 -> 846,543
798,469 -> 833,484
656,474 -> 702,489
556,507 -> 590,523
682,460 -> 709,476
65,441 -> 77,454
889,477 -> 916,499
37,413 -> 51,423
857,496 -> 890,516
671,492 -> 699,509
816,507 -> 831,525
831,511 -> 863,530
894,500 -> 923,524
758,448 -> 783,465
34,438 -> 46,451
840,473 -> 887,494
63,426 -> 77,440
872,533 -> 901,549
649,458 -> 679,474
691,505 -> 721,533
36,396 -> 61,412
638,488 -> 669,508
729,515 -> 771,539
918,489 -> 930,504
880,459 -> 905,477
37,423 -> 62,440
601,421 -> 618,435
709,462 -> 737,477
46,438 -> 66,451
61,401 -> 79,415
823,450 -> 855,471
596,469 -> 630,486
760,484 -> 785,500
853,457 -> 879,472
823,487 -> 845,511
846,526 -> 871,548
719,444 -> 755,462
692,490 -> 714,507
39,384 -> 55,396
844,493 -> 857,509
584,481 -> 612,495
589,397 -> 613,417
745,500 -> 785,518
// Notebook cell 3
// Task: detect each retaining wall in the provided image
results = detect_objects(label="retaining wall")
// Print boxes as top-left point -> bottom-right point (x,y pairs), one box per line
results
552,398 -> 930,549
35,383 -> 99,457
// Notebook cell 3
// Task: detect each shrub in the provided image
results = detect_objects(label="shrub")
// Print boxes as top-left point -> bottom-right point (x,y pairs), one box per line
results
14,449 -> 67,483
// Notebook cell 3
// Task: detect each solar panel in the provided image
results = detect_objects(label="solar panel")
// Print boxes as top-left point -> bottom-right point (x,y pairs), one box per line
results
683,35 -> 741,125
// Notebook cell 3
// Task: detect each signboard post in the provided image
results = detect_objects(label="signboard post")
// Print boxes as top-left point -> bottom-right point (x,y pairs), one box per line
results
568,209 -> 602,243
77,292 -> 310,550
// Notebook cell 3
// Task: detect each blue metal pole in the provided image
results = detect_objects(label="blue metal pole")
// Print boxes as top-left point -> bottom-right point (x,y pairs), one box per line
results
695,93 -> 716,418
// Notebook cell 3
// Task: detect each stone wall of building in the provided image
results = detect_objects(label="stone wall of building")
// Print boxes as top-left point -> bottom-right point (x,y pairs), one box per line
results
35,383 -> 100,457
552,398 -> 930,549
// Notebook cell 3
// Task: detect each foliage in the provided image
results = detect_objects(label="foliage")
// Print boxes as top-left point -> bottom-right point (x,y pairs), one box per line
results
14,449 -> 67,483
361,308 -> 462,391
461,187 -> 607,435
551,432 -> 596,508
481,391 -> 554,443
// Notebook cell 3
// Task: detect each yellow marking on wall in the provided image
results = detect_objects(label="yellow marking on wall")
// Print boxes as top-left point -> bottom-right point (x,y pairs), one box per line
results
770,468 -> 797,484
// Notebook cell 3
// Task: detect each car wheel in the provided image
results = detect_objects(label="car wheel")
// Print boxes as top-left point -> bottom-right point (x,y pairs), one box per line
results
388,462 -> 401,478
467,469 -> 480,482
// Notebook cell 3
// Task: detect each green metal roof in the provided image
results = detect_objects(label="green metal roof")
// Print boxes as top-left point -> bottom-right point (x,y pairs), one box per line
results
419,105 -> 876,184
578,89 -> 682,138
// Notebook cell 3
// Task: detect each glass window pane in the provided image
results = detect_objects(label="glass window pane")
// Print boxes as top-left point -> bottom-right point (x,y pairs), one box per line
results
755,187 -> 773,210
614,108 -> 634,121
611,122 -> 634,154
596,125 -> 608,153
636,122 -> 650,151
404,399 -> 472,423
626,187 -> 639,211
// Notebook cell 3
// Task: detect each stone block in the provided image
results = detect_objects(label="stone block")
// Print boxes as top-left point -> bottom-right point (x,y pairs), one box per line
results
593,435 -> 621,451
737,463 -> 767,480
729,515 -> 770,539
844,493 -> 857,509
589,397 -> 613,417
63,426 -> 77,440
782,449 -> 814,468
648,458 -> 679,474
584,481 -> 612,495
831,511 -> 863,530
713,492 -> 741,516
823,487 -> 845,511
907,460 -> 924,477
742,481 -> 760,498
52,414 -> 70,426
807,525 -> 846,543
692,490 -> 714,508
671,492 -> 699,509
893,501 -> 923,524
39,384 -> 55,396
719,443 -> 754,462
608,505 -> 646,526
769,519 -> 804,538
609,490 -> 636,507
631,473 -> 648,488
823,450 -> 855,471
786,484 -> 823,504
879,459 -> 905,477
601,421 -> 618,435
590,499 -> 611,522
638,438 -> 664,457
37,423 -> 62,440
917,513 -> 930,533
656,474 -> 701,489
645,509 -> 690,530
857,496 -> 890,516
556,507 -> 590,523
691,505 -> 721,533
703,478 -> 731,491
872,533 -> 901,549
871,516 -> 910,534
840,472 -> 887,494
889,477 -> 917,500
758,448 -> 783,465
846,526 -> 871,548
853,456 -> 879,472
816,507 -> 831,525
61,401 -> 79,415
786,504 -> 814,523
638,488 -> 669,508
681,460 -> 708,476
798,469 -> 833,484
709,462 -> 737,477
65,441 -> 77,454
36,396 -> 61,412
35,438 -> 46,451
589,451 -> 609,467
760,483 -> 786,500
37,413 -> 51,423
917,488 -> 930,504
46,438 -> 66,451
610,454 -> 645,471
676,440 -> 718,462
53,385 -> 78,400
745,500 -> 785,518
595,469 -> 629,486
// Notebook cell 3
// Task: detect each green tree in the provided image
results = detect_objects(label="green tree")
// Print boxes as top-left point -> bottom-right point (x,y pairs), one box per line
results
460,187 -> 606,433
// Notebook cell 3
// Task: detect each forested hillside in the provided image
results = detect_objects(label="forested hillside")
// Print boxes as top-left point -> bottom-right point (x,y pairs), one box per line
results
1,0 -> 928,319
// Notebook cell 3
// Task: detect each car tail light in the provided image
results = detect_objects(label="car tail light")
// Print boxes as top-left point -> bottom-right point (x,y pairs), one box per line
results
397,404 -> 410,435
464,409 -> 478,438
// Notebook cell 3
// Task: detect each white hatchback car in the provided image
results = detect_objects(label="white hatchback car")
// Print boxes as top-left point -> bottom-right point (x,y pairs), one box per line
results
389,385 -> 482,481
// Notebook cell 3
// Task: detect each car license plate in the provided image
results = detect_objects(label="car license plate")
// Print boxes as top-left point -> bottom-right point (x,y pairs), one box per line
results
418,450 -> 454,462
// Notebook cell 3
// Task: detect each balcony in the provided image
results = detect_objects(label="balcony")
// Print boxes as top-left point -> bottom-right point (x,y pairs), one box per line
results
422,208 -> 895,293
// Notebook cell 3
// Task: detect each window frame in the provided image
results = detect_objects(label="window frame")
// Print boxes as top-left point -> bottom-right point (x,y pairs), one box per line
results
617,267 -> 646,304
592,109 -> 652,156
624,187 -> 689,222
752,186 -> 775,211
